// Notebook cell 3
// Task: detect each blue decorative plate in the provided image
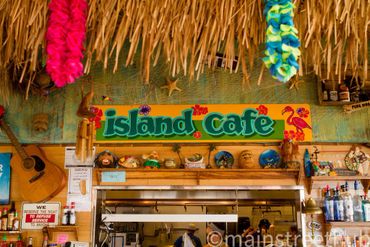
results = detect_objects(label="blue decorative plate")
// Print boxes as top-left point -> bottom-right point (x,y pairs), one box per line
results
259,150 -> 281,168
214,151 -> 234,168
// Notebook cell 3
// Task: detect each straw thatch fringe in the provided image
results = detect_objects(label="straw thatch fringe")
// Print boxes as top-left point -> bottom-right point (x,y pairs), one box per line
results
299,0 -> 369,86
0,0 -> 368,99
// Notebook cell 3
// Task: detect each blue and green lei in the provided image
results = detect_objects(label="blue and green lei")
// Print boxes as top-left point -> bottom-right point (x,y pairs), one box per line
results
263,0 -> 301,82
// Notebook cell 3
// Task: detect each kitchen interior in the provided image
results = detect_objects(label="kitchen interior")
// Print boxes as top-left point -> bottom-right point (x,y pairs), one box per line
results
93,187 -> 305,247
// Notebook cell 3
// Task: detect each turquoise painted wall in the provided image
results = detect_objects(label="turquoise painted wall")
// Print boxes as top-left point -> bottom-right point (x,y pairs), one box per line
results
0,58 -> 369,144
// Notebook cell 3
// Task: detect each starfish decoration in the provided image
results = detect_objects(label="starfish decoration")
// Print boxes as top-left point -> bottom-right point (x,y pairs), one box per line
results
161,78 -> 182,96
288,74 -> 303,90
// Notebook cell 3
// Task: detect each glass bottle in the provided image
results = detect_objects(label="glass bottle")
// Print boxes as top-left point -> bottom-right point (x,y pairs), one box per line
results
0,234 -> 7,247
1,208 -> 8,231
7,202 -> 15,231
362,194 -> 370,221
353,181 -> 364,222
334,185 -> 344,221
342,182 -> 354,222
62,206 -> 69,225
69,202 -> 76,225
324,185 -> 334,221
15,235 -> 23,247
26,237 -> 32,247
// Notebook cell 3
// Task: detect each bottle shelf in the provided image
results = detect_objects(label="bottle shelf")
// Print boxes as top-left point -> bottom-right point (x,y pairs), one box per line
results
0,231 -> 21,234
325,221 -> 370,229
307,176 -> 370,194
45,226 -> 78,241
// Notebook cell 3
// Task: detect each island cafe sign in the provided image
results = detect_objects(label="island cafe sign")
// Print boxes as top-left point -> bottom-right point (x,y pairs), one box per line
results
94,104 -> 312,142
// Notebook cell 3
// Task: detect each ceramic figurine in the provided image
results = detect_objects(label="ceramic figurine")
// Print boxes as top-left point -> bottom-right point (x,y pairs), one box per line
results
164,158 -> 177,169
280,139 -> 300,169
142,151 -> 161,169
238,150 -> 257,169
94,150 -> 118,168
118,156 -> 141,168
304,149 -> 312,177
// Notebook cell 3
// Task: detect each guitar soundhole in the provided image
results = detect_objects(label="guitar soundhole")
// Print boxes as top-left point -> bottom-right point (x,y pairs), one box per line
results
31,155 -> 46,172
23,157 -> 35,170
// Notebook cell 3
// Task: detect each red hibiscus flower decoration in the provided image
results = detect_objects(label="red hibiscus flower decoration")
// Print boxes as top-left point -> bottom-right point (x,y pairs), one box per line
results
295,131 -> 305,141
0,105 -> 5,118
296,107 -> 309,118
193,131 -> 202,139
284,130 -> 296,140
192,104 -> 208,116
89,106 -> 103,129
256,105 -> 268,115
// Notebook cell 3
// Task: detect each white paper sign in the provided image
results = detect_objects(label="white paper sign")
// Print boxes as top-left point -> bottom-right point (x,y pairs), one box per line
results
64,146 -> 95,168
22,202 -> 60,229
67,168 -> 92,212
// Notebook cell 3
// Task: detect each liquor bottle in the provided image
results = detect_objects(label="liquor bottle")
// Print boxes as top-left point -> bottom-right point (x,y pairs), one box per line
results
324,185 -> 334,221
7,202 -> 15,230
26,237 -> 32,247
362,194 -> 370,221
69,202 -> 76,225
342,182 -> 354,222
353,181 -> 364,222
334,185 -> 344,221
12,212 -> 19,231
1,208 -> 8,231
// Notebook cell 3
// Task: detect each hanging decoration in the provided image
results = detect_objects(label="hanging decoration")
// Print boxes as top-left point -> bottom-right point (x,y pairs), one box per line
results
46,0 -> 88,87
263,0 -> 300,83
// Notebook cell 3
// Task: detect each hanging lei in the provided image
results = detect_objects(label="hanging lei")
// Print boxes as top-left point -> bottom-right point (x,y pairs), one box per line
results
46,0 -> 88,87
262,0 -> 301,83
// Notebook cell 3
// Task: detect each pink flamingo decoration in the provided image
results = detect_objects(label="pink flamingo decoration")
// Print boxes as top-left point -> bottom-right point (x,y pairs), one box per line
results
282,106 -> 312,133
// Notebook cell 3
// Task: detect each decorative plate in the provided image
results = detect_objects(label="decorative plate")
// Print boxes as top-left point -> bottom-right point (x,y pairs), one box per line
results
259,150 -> 281,168
344,146 -> 369,172
214,151 -> 234,168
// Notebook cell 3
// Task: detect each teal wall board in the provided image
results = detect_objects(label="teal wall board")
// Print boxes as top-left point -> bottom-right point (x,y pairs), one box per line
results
0,58 -> 368,144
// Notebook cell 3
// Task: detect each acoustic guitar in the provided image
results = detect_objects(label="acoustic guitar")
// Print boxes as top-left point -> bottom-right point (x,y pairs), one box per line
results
0,106 -> 66,202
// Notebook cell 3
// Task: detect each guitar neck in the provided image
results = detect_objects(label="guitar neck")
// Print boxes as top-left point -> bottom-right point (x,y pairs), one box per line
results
0,120 -> 29,160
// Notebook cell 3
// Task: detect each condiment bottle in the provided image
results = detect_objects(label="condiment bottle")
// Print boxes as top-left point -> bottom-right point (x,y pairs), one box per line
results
12,212 -> 19,231
339,84 -> 350,102
15,235 -> 23,247
329,90 -> 338,101
69,202 -> 76,225
62,206 -> 69,225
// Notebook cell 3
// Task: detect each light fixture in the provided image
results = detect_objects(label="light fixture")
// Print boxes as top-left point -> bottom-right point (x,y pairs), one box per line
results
102,214 -> 238,223
302,197 -> 322,240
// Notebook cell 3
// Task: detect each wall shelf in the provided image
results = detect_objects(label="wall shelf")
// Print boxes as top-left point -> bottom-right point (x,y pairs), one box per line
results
45,226 -> 78,241
95,168 -> 302,186
307,176 -> 370,194
326,222 -> 370,229
0,231 -> 22,234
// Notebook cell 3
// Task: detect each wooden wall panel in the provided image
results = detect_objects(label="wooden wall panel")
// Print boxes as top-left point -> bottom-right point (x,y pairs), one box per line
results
0,58 -> 369,144
1,144 -> 368,247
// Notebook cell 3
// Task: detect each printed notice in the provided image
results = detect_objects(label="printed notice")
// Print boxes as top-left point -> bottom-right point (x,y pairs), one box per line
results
67,168 -> 92,212
64,146 -> 95,168
22,202 -> 60,229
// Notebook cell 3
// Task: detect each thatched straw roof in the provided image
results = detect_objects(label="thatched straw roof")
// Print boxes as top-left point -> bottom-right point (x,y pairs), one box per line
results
0,0 -> 369,101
